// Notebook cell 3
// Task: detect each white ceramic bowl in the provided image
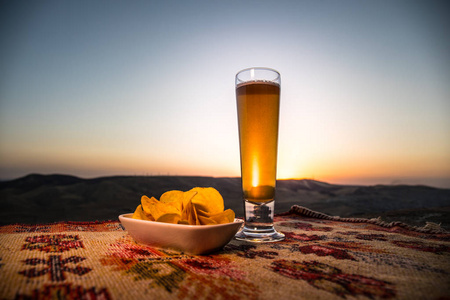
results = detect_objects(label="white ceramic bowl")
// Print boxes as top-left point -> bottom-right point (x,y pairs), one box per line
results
119,213 -> 243,255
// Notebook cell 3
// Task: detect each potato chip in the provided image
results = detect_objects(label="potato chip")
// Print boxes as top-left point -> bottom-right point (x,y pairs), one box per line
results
181,190 -> 198,210
132,204 -> 154,221
195,208 -> 209,218
148,201 -> 180,221
132,187 -> 234,226
198,215 -> 217,225
180,197 -> 194,225
132,204 -> 144,219
141,196 -> 159,215
189,187 -> 224,215
160,190 -> 184,212
156,213 -> 181,224
209,209 -> 235,224
194,207 -> 235,225
160,190 -> 183,203
187,199 -> 201,225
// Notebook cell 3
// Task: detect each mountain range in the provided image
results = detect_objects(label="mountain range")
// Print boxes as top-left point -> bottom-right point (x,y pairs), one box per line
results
1,174 -> 449,229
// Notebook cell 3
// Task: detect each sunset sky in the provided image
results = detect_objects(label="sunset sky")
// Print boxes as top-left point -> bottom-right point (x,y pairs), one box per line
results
1,0 -> 449,188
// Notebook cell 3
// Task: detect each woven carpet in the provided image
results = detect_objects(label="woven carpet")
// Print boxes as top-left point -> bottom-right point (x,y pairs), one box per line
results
1,205 -> 449,300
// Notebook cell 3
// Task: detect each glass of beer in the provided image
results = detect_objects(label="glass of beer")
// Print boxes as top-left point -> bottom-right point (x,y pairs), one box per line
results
235,67 -> 285,242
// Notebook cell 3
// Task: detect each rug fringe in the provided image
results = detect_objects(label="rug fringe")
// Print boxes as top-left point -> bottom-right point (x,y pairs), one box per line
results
288,205 -> 448,234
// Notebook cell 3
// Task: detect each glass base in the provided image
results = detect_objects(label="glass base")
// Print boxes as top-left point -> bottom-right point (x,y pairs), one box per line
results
234,199 -> 285,243
235,226 -> 285,242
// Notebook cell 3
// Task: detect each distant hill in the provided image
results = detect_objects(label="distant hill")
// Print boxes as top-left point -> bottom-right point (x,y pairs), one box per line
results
1,174 -> 449,229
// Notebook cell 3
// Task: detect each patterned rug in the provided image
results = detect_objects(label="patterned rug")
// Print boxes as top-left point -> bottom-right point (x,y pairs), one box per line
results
1,205 -> 449,300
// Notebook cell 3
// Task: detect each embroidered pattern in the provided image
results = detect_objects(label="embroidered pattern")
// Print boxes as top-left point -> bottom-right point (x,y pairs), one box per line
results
14,284 -> 111,300
269,259 -> 396,298
14,226 -> 51,233
391,240 -> 450,254
100,238 -> 257,298
290,244 -> 356,260
19,255 -> 91,281
21,234 -> 84,253
127,260 -> 186,292
1,210 -> 449,300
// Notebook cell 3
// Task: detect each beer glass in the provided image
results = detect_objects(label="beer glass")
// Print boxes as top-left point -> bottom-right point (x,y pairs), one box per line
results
235,67 -> 285,242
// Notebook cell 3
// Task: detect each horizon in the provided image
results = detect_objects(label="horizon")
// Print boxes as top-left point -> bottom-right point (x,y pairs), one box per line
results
2,172 -> 450,189
1,1 -> 449,190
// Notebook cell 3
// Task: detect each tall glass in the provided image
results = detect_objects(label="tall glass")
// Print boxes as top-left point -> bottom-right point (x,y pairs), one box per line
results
235,67 -> 285,242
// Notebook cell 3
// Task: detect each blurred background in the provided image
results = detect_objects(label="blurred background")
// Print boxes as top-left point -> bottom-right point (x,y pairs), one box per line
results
1,0 -> 449,188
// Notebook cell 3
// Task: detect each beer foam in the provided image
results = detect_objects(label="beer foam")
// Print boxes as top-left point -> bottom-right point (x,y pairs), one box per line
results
236,80 -> 280,88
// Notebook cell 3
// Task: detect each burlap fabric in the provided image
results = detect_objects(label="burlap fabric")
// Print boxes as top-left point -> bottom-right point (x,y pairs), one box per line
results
1,205 -> 449,299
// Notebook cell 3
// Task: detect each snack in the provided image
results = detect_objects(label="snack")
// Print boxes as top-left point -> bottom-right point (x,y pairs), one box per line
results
132,187 -> 235,225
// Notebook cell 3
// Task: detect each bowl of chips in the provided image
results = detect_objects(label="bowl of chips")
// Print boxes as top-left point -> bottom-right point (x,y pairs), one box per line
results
119,187 -> 243,254
119,214 -> 243,254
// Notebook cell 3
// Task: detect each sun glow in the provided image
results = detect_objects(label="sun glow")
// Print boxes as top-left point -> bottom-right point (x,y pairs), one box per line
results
252,156 -> 259,187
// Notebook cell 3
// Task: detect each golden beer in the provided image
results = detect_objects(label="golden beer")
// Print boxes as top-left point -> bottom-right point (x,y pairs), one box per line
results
235,67 -> 284,243
236,81 -> 280,203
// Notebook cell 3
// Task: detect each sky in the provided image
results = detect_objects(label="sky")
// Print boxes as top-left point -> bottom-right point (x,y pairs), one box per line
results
1,0 -> 449,188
